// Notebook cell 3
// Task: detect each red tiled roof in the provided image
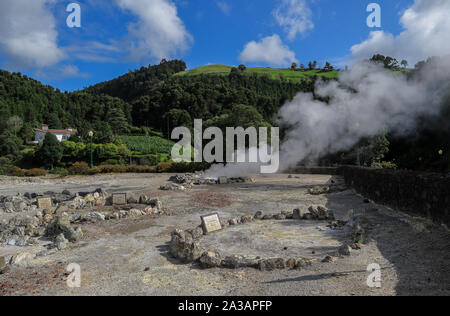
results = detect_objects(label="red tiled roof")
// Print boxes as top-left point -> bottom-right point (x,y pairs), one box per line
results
34,128 -> 78,135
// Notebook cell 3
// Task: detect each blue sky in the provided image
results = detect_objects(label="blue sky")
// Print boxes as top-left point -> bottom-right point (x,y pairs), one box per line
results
0,0 -> 442,91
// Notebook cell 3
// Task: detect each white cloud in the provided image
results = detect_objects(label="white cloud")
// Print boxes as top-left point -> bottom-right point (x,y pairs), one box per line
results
239,34 -> 298,67
60,65 -> 89,79
216,1 -> 232,15
351,0 -> 450,65
0,0 -> 65,69
273,0 -> 314,40
116,0 -> 193,61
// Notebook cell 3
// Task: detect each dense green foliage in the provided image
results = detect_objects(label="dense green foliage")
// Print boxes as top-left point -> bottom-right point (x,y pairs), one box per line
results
120,135 -> 173,154
37,133 -> 63,169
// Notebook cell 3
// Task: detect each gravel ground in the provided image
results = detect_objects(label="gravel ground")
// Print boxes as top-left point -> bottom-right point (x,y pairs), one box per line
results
1,173 -> 449,296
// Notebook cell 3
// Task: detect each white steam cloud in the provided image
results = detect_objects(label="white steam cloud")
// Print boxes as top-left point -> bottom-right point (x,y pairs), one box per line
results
278,57 -> 450,171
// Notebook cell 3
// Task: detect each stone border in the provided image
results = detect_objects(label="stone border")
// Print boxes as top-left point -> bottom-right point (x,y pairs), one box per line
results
169,206 -> 368,271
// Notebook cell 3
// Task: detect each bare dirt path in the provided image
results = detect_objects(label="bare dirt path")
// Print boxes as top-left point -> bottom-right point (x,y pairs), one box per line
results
1,173 -> 449,296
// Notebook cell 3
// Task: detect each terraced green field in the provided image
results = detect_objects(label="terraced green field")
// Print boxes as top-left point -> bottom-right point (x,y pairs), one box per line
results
175,64 -> 339,82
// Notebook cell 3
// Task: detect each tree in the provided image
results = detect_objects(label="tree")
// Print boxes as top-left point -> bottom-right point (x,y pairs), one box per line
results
401,59 -> 408,69
312,61 -> 317,69
238,64 -> 247,72
47,112 -> 62,129
324,62 -> 334,72
7,116 -> 23,136
308,61 -> 313,70
299,64 -> 305,70
37,133 -> 63,169
19,123 -> 34,142
106,107 -> 130,135
163,109 -> 192,136
92,122 -> 114,144
291,62 -> 298,71
370,54 -> 399,69
0,135 -> 21,158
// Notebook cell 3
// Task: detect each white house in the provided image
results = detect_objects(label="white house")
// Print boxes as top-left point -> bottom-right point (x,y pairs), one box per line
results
34,124 -> 78,143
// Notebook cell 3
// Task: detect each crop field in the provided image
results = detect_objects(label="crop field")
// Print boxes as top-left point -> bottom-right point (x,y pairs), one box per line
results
175,64 -> 339,82
120,135 -> 174,155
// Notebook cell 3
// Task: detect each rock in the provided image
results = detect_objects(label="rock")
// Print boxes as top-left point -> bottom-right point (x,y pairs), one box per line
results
6,238 -> 16,246
43,209 -> 54,216
143,206 -> 154,214
15,236 -> 29,247
139,195 -> 149,204
218,177 -> 228,184
128,209 -> 144,217
43,214 -> 53,223
296,258 -> 313,269
4,202 -> 14,212
288,175 -> 293,179
84,212 -> 105,222
286,258 -> 296,269
262,215 -> 274,220
0,265 -> 10,275
12,226 -> 25,237
200,252 -> 222,268
254,211 -> 264,220
0,256 -> 6,269
222,255 -> 248,269
229,217 -> 241,226
308,187 -> 330,195
293,208 -> 307,219
10,252 -> 36,265
259,258 -> 285,271
186,227 -> 204,240
94,188 -> 108,198
338,244 -> 352,256
241,215 -> 253,223
321,255 -> 336,263
54,233 -> 69,250
274,214 -> 286,220
147,198 -> 162,210
84,194 -> 95,204
62,190 -> 71,196
48,214 -> 83,242
169,230 -> 200,263
351,243 -> 362,250
127,194 -> 139,204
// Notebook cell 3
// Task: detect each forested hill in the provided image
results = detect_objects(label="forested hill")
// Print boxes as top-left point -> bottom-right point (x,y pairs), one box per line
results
0,69 -> 132,141
0,59 -> 320,140
83,60 -> 320,132
84,59 -> 188,102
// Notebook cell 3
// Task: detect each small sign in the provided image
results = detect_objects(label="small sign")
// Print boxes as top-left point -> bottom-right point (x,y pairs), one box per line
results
201,213 -> 222,234
112,193 -> 127,205
218,176 -> 228,184
37,197 -> 53,209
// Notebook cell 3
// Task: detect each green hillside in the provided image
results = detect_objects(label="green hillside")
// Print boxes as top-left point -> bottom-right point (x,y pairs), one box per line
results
175,64 -> 339,82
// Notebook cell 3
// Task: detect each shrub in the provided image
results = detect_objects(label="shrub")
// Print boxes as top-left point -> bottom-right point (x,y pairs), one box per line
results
126,165 -> 156,173
381,161 -> 398,170
69,162 -> 90,175
101,159 -> 120,166
48,168 -> 69,177
156,161 -> 172,173
0,157 -> 13,175
88,164 -> 127,175
10,166 -> 25,177
25,168 -> 46,177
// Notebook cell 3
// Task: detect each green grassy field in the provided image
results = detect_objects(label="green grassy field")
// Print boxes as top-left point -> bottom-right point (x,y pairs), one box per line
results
175,64 -> 339,82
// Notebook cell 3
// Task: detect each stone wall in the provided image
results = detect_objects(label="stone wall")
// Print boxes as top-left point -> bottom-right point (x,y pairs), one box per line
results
339,166 -> 450,227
